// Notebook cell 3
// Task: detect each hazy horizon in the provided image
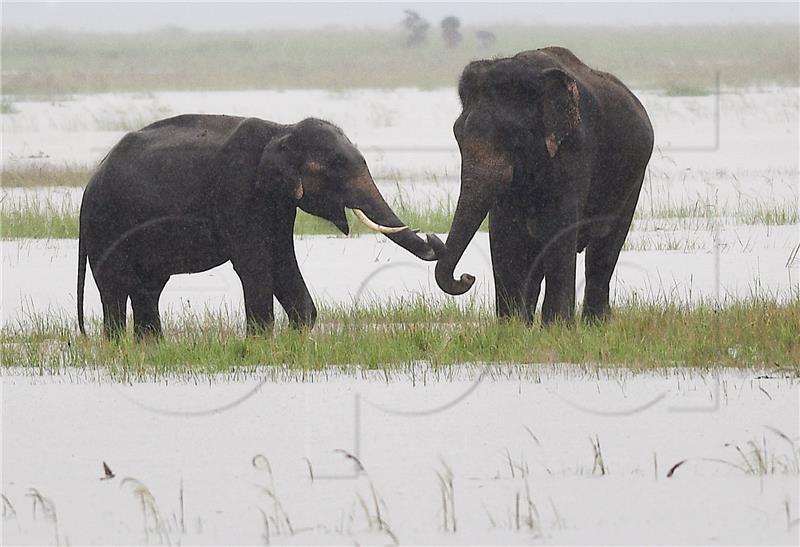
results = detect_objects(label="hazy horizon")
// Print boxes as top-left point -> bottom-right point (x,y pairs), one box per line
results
3,1 -> 797,33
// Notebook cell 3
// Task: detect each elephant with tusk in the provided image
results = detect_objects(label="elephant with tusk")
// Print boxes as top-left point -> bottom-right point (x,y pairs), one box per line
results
352,208 -> 407,234
429,47 -> 654,325
77,115 -> 440,339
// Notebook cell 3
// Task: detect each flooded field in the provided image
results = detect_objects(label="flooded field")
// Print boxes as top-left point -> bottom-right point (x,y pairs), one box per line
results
2,84 -> 798,544
2,226 -> 798,330
3,86 -> 799,178
2,365 -> 798,545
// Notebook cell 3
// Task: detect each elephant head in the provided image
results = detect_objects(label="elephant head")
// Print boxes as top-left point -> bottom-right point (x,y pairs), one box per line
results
432,59 -> 583,294
258,118 -> 438,261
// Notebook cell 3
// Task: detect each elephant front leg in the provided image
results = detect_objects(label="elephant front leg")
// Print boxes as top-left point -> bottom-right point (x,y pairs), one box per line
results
227,221 -> 277,336
270,207 -> 317,330
541,223 -> 578,326
489,205 -> 542,324
272,253 -> 317,330
233,252 -> 275,336
240,273 -> 275,335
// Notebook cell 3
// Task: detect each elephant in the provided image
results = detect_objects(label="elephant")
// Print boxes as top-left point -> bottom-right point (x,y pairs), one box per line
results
429,47 -> 654,324
77,115 -> 440,338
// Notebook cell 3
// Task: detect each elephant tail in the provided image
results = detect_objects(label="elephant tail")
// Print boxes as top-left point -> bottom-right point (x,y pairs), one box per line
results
77,232 -> 87,336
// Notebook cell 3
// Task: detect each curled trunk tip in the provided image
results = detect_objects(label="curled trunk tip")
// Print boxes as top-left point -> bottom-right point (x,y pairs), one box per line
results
435,264 -> 476,295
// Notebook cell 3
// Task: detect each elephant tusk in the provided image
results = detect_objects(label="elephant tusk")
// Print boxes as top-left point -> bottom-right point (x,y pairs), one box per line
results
352,209 -> 407,234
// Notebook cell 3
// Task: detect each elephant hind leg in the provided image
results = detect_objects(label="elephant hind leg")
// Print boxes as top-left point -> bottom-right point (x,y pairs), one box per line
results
91,250 -> 135,339
99,286 -> 129,339
130,276 -> 168,340
583,173 -> 645,322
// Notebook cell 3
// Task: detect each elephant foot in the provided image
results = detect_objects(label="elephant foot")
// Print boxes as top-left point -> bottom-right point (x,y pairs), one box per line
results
582,306 -> 611,325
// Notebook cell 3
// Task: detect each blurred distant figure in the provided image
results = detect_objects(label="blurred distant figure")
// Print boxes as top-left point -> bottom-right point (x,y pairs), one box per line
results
441,16 -> 463,48
403,10 -> 430,47
476,30 -> 497,50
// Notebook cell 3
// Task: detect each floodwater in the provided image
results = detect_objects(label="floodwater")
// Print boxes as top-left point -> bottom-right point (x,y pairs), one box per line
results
2,365 -> 798,544
2,225 -> 798,329
2,87 -> 798,165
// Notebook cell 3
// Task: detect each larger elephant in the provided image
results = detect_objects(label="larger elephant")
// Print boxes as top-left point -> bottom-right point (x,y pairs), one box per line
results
431,47 -> 654,324
78,115 -> 439,338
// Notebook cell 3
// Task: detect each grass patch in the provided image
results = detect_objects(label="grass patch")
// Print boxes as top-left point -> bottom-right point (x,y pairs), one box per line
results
293,206 -> 470,237
1,102 -> 19,114
1,190 -> 796,241
1,164 -> 91,187
1,194 -> 79,239
736,204 -> 800,226
2,297 -> 798,379
0,195 -> 471,239
2,25 -> 797,96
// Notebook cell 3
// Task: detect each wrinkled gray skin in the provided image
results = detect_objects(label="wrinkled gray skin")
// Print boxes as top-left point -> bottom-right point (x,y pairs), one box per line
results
429,47 -> 654,324
78,115 -> 439,339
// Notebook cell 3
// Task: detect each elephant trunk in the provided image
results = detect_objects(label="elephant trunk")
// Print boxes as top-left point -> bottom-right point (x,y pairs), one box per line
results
348,172 -> 438,261
434,152 -> 513,295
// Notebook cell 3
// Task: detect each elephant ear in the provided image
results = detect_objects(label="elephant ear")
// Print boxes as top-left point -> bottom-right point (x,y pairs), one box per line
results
540,68 -> 581,158
214,117 -> 275,192
256,134 -> 304,201
213,118 -> 301,232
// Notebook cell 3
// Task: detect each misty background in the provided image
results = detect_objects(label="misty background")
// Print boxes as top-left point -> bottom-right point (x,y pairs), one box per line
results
2,2 -> 797,96
3,1 -> 797,32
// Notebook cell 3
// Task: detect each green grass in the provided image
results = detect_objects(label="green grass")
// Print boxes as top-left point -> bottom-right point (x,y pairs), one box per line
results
2,297 -> 798,379
292,205 -> 473,237
1,102 -> 20,114
0,196 -> 464,239
1,164 -> 91,188
1,194 -> 79,239
2,191 -> 796,242
2,25 -> 797,96
0,192 -> 467,238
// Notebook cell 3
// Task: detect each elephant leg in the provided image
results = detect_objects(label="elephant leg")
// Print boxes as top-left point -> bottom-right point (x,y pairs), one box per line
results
541,242 -> 577,325
93,257 -> 131,339
130,275 -> 168,340
489,205 -> 541,324
524,256 -> 546,321
272,252 -> 316,330
99,285 -> 128,339
268,210 -> 316,329
236,269 -> 274,336
228,229 -> 276,336
583,191 -> 640,322
541,211 -> 579,326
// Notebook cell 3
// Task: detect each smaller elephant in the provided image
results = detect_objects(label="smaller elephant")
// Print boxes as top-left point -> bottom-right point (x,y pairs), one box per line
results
78,115 -> 439,338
